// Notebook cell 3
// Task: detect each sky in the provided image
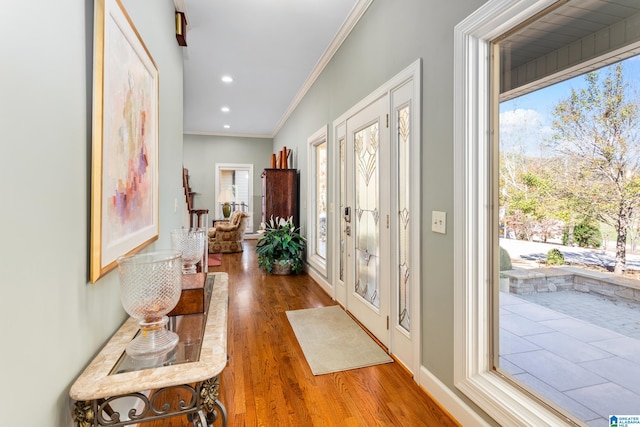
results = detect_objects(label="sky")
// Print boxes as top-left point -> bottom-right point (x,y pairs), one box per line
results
500,55 -> 640,157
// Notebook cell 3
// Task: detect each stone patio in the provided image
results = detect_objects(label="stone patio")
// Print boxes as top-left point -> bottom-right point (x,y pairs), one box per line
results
500,291 -> 640,426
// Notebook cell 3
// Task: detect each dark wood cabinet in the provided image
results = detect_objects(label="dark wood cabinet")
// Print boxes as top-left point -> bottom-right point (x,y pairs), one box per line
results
261,169 -> 298,226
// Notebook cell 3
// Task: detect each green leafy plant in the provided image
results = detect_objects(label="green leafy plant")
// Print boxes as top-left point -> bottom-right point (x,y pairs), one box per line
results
500,246 -> 513,271
562,220 -> 602,248
546,248 -> 565,266
256,216 -> 306,274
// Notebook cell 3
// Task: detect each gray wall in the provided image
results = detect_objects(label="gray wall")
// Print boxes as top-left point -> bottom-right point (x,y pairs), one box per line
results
273,0 -> 494,423
183,134 -> 274,231
0,0 -> 184,424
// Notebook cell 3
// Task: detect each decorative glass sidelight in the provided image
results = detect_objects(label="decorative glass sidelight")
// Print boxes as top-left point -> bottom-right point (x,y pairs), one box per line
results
397,106 -> 411,331
354,123 -> 380,307
339,137 -> 346,282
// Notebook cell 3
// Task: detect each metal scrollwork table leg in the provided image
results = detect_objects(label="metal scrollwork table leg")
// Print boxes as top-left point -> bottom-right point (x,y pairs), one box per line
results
72,375 -> 226,427
197,376 -> 227,426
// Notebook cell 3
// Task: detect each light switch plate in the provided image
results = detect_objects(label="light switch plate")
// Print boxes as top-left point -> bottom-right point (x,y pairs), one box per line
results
432,211 -> 446,234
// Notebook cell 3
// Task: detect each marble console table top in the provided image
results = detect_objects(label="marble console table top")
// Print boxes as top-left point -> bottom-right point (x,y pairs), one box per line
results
69,272 -> 228,401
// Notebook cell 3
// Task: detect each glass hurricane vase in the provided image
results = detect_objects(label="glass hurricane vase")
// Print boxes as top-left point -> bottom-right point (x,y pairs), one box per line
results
117,250 -> 183,359
171,229 -> 205,274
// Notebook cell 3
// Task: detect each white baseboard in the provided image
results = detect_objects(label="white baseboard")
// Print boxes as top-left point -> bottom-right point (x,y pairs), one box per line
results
418,366 -> 492,427
305,266 -> 333,297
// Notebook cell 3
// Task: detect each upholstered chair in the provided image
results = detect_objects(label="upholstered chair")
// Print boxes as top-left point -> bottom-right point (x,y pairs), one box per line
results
208,211 -> 249,253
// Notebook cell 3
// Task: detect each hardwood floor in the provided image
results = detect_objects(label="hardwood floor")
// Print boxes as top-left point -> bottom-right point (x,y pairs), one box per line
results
156,240 -> 460,426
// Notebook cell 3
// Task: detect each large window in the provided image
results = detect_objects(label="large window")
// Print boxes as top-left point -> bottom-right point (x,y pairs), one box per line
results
497,48 -> 640,427
455,0 -> 640,425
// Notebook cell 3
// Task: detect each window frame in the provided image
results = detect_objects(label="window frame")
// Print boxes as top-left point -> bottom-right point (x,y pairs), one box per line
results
306,125 -> 328,276
452,0 -> 575,425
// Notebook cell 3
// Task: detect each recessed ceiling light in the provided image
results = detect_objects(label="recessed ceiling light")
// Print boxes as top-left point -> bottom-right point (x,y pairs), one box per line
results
224,125 -> 230,129
221,106 -> 230,112
221,75 -> 233,83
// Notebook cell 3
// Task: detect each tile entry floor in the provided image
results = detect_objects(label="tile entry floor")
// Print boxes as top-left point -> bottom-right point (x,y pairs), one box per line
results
500,291 -> 640,426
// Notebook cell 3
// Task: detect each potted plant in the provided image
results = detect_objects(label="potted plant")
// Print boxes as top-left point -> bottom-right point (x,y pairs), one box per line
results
256,216 -> 306,274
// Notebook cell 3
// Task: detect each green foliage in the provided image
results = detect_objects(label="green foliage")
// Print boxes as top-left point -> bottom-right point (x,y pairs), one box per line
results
546,248 -> 565,266
256,216 -> 306,274
509,191 -> 538,216
562,220 -> 602,248
574,221 -> 602,248
550,63 -> 638,272
501,157 -> 558,234
499,62 -> 640,274
499,246 -> 512,271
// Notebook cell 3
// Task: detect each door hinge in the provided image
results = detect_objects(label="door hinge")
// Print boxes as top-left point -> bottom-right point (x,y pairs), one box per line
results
386,114 -> 389,128
387,316 -> 390,330
386,215 -> 389,228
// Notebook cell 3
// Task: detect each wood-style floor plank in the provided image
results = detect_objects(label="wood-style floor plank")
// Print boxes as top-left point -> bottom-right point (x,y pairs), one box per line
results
150,240 -> 460,426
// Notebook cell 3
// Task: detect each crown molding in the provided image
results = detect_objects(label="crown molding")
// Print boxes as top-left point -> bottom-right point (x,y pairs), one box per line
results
184,130 -> 273,140
271,0 -> 374,137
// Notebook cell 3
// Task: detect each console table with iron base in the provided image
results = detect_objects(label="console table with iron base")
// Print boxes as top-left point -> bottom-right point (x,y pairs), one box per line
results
70,273 -> 228,427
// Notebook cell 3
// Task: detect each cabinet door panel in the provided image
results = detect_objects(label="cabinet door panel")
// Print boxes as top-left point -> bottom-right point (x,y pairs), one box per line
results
262,169 -> 298,226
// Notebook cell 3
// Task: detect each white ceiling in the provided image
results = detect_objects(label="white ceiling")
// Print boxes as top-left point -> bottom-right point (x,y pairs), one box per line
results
179,0 -> 640,138
179,0 -> 362,138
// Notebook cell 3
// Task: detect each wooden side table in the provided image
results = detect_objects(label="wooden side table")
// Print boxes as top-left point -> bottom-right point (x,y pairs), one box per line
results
212,219 -> 229,228
70,273 -> 228,427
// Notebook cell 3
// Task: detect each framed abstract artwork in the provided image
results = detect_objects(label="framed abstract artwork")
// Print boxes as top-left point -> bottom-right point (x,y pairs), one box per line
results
90,0 -> 159,283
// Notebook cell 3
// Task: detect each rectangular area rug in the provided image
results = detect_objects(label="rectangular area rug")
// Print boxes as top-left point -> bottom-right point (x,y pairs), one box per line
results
208,253 -> 222,267
286,305 -> 393,375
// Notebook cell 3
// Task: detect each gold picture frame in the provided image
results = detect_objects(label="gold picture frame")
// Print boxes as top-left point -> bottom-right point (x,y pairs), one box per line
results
90,0 -> 159,283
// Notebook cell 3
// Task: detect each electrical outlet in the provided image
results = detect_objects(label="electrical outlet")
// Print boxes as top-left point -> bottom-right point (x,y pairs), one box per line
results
432,211 -> 446,234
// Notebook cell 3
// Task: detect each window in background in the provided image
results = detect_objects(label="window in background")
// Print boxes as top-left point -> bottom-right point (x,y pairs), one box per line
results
215,163 -> 253,233
316,142 -> 328,258
307,126 -> 328,275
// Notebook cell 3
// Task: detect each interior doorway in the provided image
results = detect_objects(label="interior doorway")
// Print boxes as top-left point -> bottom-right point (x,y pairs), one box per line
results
214,163 -> 254,233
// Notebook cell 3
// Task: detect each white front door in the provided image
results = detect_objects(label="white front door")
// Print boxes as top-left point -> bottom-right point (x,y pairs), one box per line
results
344,94 -> 391,347
333,60 -> 421,374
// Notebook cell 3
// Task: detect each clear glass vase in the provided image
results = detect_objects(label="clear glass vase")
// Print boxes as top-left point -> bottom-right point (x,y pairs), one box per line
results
117,250 -> 183,359
171,229 -> 205,274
